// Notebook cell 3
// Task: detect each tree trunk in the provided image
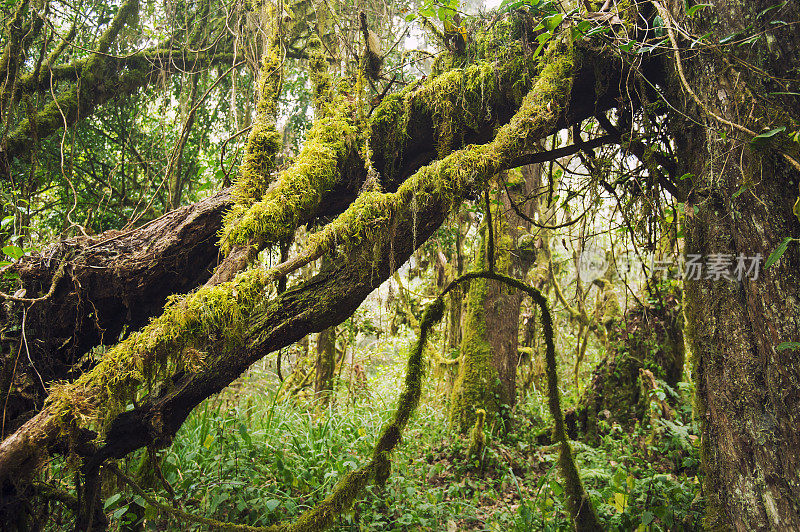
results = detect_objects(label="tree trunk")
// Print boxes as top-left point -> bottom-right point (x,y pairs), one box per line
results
315,325 -> 336,403
668,0 -> 800,527
448,220 -> 523,431
449,168 -> 538,431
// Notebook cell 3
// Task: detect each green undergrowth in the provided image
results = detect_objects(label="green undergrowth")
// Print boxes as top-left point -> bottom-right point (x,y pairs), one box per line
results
83,339 -> 703,531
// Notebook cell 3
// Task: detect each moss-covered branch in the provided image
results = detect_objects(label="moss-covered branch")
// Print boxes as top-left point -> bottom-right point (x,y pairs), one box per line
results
0,0 -> 31,117
440,271 -> 601,531
0,34 -> 590,531
2,0 -> 139,162
13,47 -> 235,97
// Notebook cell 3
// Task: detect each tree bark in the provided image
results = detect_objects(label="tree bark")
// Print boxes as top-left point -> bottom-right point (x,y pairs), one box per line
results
449,213 -> 524,431
449,169 -> 538,431
0,189 -> 231,435
668,0 -> 800,527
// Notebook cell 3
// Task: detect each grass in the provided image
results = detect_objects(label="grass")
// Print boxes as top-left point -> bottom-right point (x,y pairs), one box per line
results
48,334 -> 703,531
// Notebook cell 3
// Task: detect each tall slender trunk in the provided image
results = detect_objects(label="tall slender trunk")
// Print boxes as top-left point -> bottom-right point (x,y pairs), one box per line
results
315,327 -> 336,403
449,169 -> 539,431
315,254 -> 337,404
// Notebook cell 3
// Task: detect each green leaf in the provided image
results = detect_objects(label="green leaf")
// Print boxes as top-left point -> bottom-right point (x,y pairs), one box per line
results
686,3 -> 711,17
238,422 -> 252,446
691,32 -> 713,48
757,1 -> 787,19
104,493 -> 122,509
765,236 -> 793,269
437,6 -> 455,21
719,32 -> 740,44
641,510 -> 655,525
738,34 -> 761,46
571,19 -> 592,39
585,25 -> 610,37
614,491 -> 627,512
542,13 -> 563,32
2,245 -> 23,259
776,342 -> 800,351
751,126 -> 786,146
265,499 -> 281,512
679,172 -> 694,181
732,184 -> 749,198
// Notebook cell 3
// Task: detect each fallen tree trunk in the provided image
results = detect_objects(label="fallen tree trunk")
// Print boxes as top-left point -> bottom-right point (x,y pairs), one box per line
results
0,189 -> 231,435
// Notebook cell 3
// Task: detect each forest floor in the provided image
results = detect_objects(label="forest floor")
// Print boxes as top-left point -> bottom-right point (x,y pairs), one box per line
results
71,336 -> 705,531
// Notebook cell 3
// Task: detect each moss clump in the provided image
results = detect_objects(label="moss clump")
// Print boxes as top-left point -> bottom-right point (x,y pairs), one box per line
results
220,106 -> 357,254
307,33 -> 333,113
467,408 -> 486,459
225,6 -> 284,214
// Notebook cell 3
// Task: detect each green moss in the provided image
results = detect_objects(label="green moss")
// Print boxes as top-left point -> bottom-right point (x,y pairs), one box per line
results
47,268 -> 271,431
449,187 -> 516,430
221,106 -> 356,254
307,33 -> 333,113
467,408 -> 486,458
448,244 -> 496,430
228,9 -> 284,209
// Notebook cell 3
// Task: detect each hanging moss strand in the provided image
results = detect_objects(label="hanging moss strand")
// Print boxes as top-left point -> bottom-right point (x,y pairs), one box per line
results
440,271 -> 602,531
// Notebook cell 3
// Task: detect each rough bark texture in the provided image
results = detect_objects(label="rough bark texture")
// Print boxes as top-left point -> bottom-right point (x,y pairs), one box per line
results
449,170 -> 537,431
0,189 -> 231,435
669,0 -> 800,528
315,327 -> 336,398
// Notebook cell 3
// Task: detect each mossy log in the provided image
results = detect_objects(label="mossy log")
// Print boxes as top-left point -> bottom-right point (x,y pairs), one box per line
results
0,189 -> 232,436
